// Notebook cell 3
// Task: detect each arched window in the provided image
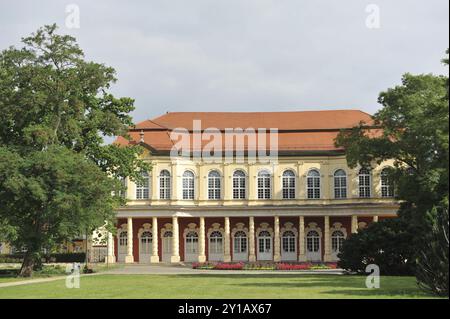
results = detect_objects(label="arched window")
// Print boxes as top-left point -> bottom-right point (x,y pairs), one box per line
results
233,170 -> 246,199
331,230 -> 345,253
208,170 -> 221,200
140,231 -> 152,254
282,170 -> 296,199
162,231 -> 173,255
209,231 -> 223,254
381,168 -> 394,197
306,230 -> 320,252
257,170 -> 271,199
182,171 -> 195,200
234,231 -> 247,253
159,170 -> 171,199
358,168 -> 371,198
307,169 -> 320,199
119,231 -> 128,246
282,230 -> 296,253
185,231 -> 198,254
334,169 -> 347,199
136,171 -> 150,199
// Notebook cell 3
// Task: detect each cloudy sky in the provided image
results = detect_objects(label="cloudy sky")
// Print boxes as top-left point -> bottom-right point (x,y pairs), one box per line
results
0,0 -> 448,123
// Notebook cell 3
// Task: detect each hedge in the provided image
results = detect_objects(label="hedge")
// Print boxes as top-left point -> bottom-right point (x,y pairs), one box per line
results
0,253 -> 86,263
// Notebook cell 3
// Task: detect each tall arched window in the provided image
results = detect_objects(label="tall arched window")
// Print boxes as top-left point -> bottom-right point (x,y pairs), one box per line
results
306,230 -> 320,252
140,231 -> 152,254
119,231 -> 128,246
331,230 -> 345,254
381,168 -> 394,197
282,170 -> 296,199
232,170 -> 246,199
334,169 -> 347,199
209,231 -> 223,254
136,171 -> 150,199
282,230 -> 296,253
159,170 -> 171,199
234,231 -> 247,254
306,169 -> 320,199
185,231 -> 198,254
358,168 -> 371,198
257,170 -> 272,199
182,171 -> 195,200
208,170 -> 221,200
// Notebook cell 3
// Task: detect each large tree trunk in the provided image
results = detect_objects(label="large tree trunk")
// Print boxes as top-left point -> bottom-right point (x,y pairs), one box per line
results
18,251 -> 40,277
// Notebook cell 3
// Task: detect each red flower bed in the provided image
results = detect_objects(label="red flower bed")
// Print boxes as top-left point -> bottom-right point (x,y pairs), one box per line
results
192,262 -> 339,271
213,262 -> 244,270
276,263 -> 313,270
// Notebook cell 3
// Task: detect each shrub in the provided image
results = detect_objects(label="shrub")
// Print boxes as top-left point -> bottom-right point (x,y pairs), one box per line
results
44,253 -> 86,263
338,218 -> 416,275
0,252 -> 86,263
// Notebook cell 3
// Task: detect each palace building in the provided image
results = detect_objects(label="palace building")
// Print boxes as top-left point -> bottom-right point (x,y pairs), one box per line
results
105,110 -> 398,264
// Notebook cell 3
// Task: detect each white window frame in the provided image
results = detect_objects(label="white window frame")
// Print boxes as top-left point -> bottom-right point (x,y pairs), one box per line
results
333,169 -> 347,199
207,170 -> 221,200
282,170 -> 296,199
232,170 -> 246,200
381,168 -> 394,198
182,170 -> 195,200
136,171 -> 150,199
257,170 -> 272,200
159,170 -> 171,200
358,168 -> 371,198
306,169 -> 321,199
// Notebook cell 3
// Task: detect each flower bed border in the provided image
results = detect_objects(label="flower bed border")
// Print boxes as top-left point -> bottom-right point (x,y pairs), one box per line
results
192,262 -> 338,271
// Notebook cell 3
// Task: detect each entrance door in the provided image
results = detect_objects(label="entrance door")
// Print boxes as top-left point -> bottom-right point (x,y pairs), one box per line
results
306,230 -> 321,261
233,231 -> 248,261
209,231 -> 224,261
184,231 -> 199,262
162,230 -> 173,262
331,230 -> 345,260
281,230 -> 297,261
118,231 -> 127,262
139,231 -> 152,263
257,231 -> 273,261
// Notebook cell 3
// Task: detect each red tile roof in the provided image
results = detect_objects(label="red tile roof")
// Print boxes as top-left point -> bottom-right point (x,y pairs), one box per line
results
114,110 -> 376,154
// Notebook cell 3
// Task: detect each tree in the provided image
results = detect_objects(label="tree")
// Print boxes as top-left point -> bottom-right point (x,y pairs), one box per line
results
0,24 -> 149,276
415,202 -> 449,296
337,218 -> 416,275
335,50 -> 449,295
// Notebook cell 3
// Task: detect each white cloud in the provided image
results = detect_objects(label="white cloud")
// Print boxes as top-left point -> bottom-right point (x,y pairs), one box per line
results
0,0 -> 448,121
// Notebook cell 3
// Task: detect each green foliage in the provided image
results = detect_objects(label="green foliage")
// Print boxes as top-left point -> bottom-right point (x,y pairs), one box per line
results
338,218 -> 416,275
415,202 -> 449,297
336,49 -> 449,294
0,24 -> 150,276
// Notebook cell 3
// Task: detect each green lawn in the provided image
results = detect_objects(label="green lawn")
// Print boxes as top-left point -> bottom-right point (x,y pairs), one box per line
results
0,274 -> 437,299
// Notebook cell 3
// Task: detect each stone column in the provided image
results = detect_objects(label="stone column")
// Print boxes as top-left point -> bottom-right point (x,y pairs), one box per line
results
106,231 -> 116,264
170,216 -> 180,263
298,216 -> 306,261
224,217 -> 231,262
323,216 -> 331,262
351,215 -> 358,234
198,217 -> 206,262
150,217 -> 159,263
125,217 -> 134,263
249,216 -> 256,262
373,215 -> 379,222
273,216 -> 281,262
